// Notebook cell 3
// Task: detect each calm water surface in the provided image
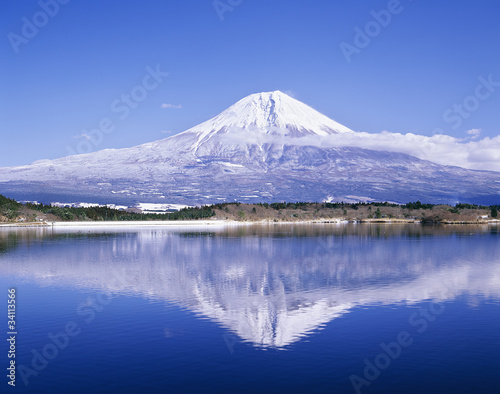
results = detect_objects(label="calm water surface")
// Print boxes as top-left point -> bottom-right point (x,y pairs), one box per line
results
0,224 -> 499,393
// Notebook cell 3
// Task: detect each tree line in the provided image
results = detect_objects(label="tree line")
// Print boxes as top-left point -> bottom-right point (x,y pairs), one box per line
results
0,193 -> 498,221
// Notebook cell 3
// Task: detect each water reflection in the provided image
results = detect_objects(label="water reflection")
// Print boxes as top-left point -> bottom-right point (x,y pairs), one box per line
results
1,224 -> 499,348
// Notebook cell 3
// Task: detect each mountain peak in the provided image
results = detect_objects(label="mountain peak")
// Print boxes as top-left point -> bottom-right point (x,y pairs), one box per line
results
182,91 -> 354,141
2,89 -> 500,206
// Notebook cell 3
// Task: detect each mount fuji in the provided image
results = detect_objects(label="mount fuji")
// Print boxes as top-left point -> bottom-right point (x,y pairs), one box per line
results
1,91 -> 500,205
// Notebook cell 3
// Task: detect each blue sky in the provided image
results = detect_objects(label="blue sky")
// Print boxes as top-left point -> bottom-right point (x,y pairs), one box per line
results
2,0 -> 500,167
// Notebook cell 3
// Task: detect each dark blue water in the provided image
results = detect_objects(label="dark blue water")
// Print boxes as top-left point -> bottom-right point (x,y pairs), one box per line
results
0,224 -> 499,393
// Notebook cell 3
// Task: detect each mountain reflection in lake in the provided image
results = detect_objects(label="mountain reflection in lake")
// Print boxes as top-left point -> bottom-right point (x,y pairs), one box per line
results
1,223 -> 499,393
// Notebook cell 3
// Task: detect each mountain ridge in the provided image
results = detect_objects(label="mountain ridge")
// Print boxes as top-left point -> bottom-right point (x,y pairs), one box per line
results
1,91 -> 499,205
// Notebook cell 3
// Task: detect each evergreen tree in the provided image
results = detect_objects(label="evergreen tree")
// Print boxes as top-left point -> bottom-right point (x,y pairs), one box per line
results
492,207 -> 498,218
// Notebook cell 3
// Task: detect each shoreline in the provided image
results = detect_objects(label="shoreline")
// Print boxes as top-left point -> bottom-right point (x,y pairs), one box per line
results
1,218 -> 499,228
0,220 -> 242,228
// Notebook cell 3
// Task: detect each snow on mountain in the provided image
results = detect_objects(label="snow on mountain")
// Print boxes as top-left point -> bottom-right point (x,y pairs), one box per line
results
0,91 -> 500,205
180,91 -> 353,152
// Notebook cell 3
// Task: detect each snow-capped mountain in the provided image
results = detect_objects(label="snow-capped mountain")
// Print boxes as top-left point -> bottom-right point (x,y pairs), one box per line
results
183,90 -> 354,142
1,90 -> 500,204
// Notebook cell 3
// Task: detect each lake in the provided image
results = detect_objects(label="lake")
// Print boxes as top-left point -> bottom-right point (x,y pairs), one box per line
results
1,223 -> 499,393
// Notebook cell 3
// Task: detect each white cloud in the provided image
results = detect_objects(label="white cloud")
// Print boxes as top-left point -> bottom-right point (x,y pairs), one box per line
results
161,103 -> 182,109
219,126 -> 500,172
74,133 -> 91,140
466,128 -> 481,139
160,130 -> 174,134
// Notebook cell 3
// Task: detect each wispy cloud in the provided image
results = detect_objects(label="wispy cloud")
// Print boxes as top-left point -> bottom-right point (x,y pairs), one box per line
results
160,130 -> 175,134
161,103 -> 182,109
74,133 -> 91,140
466,129 -> 481,139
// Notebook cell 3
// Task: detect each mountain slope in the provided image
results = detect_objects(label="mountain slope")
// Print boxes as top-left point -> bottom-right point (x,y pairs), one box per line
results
0,91 -> 499,205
